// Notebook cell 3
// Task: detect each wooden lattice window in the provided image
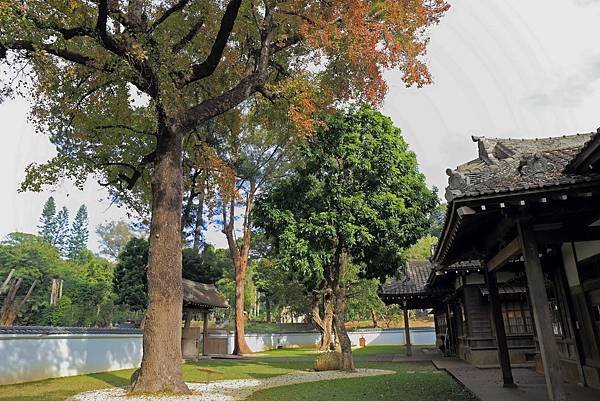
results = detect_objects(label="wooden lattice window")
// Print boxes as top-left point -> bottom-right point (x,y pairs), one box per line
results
501,301 -> 533,335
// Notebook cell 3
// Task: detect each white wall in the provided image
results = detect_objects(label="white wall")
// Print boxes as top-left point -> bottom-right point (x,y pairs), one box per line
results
0,328 -> 435,385
0,333 -> 143,385
221,328 -> 436,354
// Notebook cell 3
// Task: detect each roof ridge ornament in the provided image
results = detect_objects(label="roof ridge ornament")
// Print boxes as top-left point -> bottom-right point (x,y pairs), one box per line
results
445,168 -> 470,201
519,152 -> 553,176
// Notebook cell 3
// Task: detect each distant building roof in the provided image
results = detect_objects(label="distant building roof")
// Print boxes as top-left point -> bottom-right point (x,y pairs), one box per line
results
444,132 -> 600,202
380,260 -> 432,297
0,326 -> 142,335
183,279 -> 229,309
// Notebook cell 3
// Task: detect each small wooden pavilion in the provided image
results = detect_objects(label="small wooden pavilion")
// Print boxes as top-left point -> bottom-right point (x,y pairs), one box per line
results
380,260 -> 450,355
181,279 -> 229,357
380,130 -> 600,401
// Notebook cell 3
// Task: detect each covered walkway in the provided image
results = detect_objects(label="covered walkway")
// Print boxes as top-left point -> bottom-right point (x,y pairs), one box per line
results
432,357 -> 599,401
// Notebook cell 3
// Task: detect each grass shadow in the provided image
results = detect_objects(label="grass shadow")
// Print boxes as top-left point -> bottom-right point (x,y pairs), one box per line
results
86,371 -> 130,387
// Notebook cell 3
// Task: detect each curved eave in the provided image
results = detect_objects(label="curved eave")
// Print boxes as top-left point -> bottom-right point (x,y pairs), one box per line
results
433,178 -> 600,266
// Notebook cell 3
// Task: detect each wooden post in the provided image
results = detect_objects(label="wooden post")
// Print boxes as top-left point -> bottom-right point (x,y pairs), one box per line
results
183,311 -> 192,328
518,220 -> 566,401
445,303 -> 454,355
403,300 -> 412,357
484,265 -> 515,387
202,311 -> 208,356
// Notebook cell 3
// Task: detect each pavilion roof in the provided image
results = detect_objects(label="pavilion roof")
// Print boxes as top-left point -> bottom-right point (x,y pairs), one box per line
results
183,279 -> 229,309
380,260 -> 433,296
444,132 -> 599,202
434,131 -> 600,265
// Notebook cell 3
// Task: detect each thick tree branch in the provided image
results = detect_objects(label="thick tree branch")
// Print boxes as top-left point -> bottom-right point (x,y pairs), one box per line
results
3,39 -> 95,66
182,9 -> 276,130
94,124 -> 156,137
97,150 -> 156,190
172,18 -> 205,53
150,0 -> 191,33
183,0 -> 243,85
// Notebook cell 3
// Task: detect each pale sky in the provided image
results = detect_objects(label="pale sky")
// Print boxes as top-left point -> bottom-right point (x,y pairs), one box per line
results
1,0 -> 600,251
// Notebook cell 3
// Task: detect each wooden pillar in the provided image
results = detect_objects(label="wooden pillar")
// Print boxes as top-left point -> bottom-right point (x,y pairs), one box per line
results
403,300 -> 412,356
555,250 -> 586,386
484,265 -> 515,387
202,311 -> 209,356
445,303 -> 454,355
518,221 -> 566,401
184,311 -> 192,328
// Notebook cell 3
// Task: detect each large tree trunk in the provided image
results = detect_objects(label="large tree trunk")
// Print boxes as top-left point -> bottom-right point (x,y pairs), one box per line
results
223,182 -> 256,356
321,291 -> 334,351
311,289 -> 334,351
130,124 -> 189,394
330,248 -> 354,371
233,257 -> 252,354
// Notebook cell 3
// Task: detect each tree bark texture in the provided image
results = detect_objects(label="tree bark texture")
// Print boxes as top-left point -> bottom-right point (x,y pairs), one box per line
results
223,182 -> 256,355
311,292 -> 332,351
130,125 -> 189,394
0,278 -> 36,326
232,257 -> 252,354
329,247 -> 355,371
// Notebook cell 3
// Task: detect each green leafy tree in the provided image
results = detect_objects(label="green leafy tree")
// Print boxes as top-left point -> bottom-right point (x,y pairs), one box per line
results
113,238 -> 149,311
430,203 -> 447,238
96,220 -> 135,260
0,233 -> 63,324
38,197 -> 58,245
55,207 -> 70,257
1,0 -> 448,391
403,235 -> 438,260
68,205 -> 89,260
211,117 -> 296,354
49,295 -> 76,326
255,106 -> 437,370
182,245 -> 230,284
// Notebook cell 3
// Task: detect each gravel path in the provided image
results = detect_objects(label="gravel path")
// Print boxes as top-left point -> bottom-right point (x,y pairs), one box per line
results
70,369 -> 394,401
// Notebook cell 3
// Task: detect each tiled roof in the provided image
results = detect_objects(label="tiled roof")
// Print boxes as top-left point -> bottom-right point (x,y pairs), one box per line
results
380,260 -> 433,296
183,279 -> 229,309
565,131 -> 600,173
444,133 -> 600,201
0,326 -> 142,335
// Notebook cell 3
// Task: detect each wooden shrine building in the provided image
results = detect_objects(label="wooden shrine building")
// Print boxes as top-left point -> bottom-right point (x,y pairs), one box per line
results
380,130 -> 600,401
181,279 -> 229,357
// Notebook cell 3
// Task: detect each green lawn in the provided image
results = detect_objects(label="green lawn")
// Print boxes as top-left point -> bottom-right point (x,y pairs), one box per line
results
256,344 -> 424,358
0,351 -> 470,401
248,362 -> 476,401
0,361 -> 309,401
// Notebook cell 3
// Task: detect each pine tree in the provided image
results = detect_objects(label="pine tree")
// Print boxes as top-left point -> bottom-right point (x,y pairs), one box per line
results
55,207 -> 70,257
68,205 -> 89,259
38,197 -> 57,244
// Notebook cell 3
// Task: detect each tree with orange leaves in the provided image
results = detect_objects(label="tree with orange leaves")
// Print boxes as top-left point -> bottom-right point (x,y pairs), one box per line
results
0,0 -> 448,394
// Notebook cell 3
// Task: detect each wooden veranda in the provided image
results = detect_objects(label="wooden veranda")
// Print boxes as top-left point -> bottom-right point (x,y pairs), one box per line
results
432,132 -> 600,401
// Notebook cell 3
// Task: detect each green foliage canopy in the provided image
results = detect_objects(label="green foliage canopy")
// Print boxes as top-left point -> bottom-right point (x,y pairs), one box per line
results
255,105 -> 438,282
